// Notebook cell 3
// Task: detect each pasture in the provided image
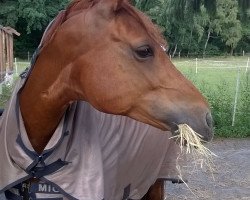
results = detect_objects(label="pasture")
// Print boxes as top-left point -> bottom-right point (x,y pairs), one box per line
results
0,57 -> 249,137
173,56 -> 250,137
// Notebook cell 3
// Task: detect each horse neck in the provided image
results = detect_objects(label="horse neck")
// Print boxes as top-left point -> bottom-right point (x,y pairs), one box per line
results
19,46 -> 78,153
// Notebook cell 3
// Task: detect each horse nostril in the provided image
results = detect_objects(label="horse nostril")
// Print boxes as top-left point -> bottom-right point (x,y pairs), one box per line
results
206,112 -> 213,129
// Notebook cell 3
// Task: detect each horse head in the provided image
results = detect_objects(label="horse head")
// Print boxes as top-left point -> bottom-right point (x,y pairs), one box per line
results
29,0 -> 214,142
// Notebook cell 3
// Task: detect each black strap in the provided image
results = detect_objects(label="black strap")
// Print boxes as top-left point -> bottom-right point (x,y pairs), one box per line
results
29,159 -> 69,179
5,190 -> 23,200
158,178 -> 187,184
0,108 -> 4,116
122,184 -> 131,200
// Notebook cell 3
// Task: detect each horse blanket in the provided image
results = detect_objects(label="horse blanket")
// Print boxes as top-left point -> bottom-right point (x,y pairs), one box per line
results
0,76 -> 184,200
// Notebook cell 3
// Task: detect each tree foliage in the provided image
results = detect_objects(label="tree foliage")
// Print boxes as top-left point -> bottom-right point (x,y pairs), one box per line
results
0,0 -> 69,57
134,0 -> 249,57
0,0 -> 249,57
0,0 -> 68,33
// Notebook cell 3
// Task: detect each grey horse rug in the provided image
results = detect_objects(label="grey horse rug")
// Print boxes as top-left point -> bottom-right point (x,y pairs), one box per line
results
0,77 -> 184,200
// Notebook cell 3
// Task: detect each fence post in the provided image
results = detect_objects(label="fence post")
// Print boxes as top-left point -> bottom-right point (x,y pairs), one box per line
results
232,68 -> 241,126
15,57 -> 18,75
0,29 -> 3,80
28,51 -> 30,62
245,57 -> 249,73
0,83 -> 2,95
195,58 -> 198,74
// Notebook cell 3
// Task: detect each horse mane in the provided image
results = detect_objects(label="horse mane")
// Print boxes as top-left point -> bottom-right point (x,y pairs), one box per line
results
39,0 -> 93,48
40,0 -> 166,49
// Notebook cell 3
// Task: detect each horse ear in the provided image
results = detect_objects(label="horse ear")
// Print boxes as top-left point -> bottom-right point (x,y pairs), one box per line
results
95,0 -> 123,17
99,0 -> 123,11
111,0 -> 123,11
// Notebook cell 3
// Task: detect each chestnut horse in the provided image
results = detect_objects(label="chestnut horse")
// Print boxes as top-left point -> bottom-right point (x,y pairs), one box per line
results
7,0 -> 213,199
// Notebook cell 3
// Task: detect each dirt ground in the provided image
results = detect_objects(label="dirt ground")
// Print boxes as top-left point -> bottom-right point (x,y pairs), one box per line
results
165,138 -> 250,200
1,138 -> 249,200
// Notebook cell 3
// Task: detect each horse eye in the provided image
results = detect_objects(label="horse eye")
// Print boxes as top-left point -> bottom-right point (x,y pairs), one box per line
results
135,45 -> 154,59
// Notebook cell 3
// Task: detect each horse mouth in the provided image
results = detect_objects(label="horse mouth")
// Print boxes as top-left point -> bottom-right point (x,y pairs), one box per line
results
128,108 -> 213,142
169,122 -> 179,134
171,123 -> 213,143
162,111 -> 214,142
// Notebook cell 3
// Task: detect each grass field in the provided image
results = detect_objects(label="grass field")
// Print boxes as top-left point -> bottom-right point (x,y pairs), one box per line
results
173,57 -> 248,100
173,56 -> 250,137
0,57 -> 249,137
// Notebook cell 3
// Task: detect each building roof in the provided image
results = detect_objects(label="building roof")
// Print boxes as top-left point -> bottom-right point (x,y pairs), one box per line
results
0,26 -> 20,36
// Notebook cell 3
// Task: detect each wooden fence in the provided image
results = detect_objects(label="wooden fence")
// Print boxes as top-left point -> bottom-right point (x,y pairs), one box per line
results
0,26 -> 20,81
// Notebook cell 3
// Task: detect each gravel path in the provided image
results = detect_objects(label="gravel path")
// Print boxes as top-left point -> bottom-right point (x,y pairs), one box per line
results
166,138 -> 250,200
1,138 -> 249,200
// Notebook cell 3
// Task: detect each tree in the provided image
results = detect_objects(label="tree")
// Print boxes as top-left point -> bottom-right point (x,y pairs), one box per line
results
134,0 -> 246,57
0,0 -> 69,57
196,0 -> 242,56
0,0 -> 18,27
0,0 -> 249,57
218,0 -> 242,55
167,0 -> 249,16
0,0 -> 68,33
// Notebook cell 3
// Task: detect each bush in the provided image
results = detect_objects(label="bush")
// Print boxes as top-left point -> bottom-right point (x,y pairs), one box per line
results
0,83 -> 15,108
200,75 -> 250,138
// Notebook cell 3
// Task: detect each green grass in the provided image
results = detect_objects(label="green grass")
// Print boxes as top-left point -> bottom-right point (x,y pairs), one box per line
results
16,61 -> 30,74
0,61 -> 29,107
173,56 -> 250,137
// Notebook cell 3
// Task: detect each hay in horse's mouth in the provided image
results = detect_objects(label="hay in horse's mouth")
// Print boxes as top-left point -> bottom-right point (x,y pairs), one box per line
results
172,124 -> 217,164
171,124 -> 217,179
169,124 -> 217,196
172,124 -> 206,151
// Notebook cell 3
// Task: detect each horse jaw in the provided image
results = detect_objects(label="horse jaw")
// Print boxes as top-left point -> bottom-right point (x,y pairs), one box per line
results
127,89 -> 214,142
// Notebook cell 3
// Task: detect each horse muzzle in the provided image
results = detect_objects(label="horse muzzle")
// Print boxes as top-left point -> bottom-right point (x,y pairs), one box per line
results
166,110 -> 214,142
